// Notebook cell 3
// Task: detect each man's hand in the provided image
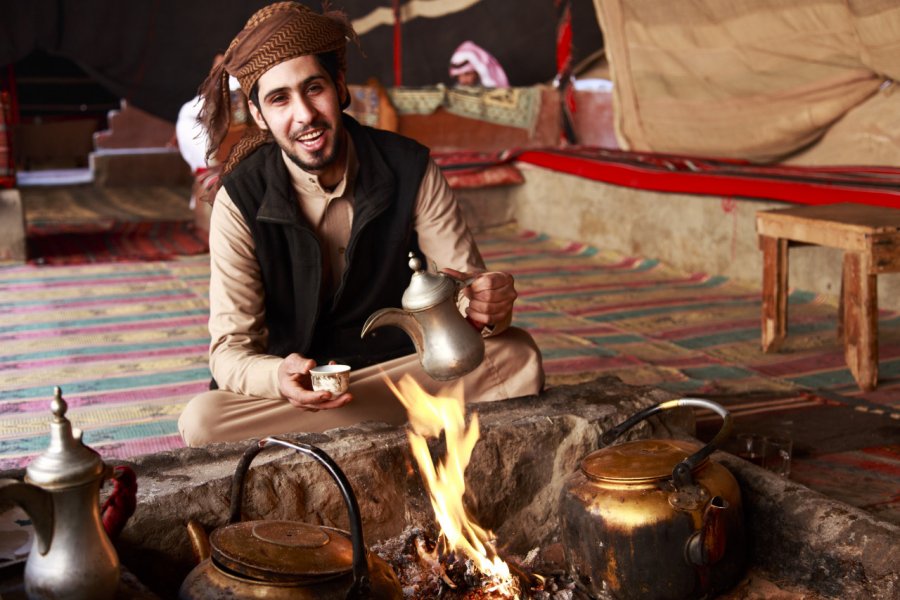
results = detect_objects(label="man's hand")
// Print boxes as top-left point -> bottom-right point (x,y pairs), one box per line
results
277,354 -> 352,412
442,268 -> 517,329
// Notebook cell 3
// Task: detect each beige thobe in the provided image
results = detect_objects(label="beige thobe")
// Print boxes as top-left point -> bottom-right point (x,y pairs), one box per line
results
178,139 -> 543,447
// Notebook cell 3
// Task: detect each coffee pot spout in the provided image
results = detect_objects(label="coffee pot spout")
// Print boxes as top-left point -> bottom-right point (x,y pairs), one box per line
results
361,308 -> 425,356
0,479 -> 53,555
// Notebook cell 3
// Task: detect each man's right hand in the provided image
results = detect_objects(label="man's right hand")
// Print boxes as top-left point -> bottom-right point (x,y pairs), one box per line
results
277,353 -> 352,412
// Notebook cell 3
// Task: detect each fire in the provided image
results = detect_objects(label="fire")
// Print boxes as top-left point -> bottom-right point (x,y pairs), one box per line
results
386,374 -> 521,598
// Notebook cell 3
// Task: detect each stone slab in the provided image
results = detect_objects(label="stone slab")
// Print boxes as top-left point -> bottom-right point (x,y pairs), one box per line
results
3,376 -> 895,598
113,377 -> 899,598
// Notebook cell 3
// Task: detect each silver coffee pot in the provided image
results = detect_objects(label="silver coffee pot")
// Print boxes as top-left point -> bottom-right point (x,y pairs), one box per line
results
0,387 -> 120,599
361,252 -> 485,380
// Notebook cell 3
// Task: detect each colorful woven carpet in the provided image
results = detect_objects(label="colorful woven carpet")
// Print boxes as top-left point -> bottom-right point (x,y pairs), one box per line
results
0,257 -> 211,469
1,226 -> 897,522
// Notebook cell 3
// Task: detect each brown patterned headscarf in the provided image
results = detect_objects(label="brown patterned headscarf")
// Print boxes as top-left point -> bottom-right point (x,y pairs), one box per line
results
199,1 -> 357,175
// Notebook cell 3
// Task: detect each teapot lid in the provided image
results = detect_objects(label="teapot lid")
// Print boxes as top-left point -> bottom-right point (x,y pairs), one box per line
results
25,387 -> 105,489
401,252 -> 457,312
210,521 -> 353,583
581,439 -> 705,483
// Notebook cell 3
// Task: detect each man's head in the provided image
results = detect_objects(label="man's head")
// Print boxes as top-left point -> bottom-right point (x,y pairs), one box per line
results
200,1 -> 357,175
248,54 -> 347,184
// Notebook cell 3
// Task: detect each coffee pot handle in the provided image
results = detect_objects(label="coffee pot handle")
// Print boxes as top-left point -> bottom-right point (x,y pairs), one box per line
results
600,398 -> 733,490
228,436 -> 371,597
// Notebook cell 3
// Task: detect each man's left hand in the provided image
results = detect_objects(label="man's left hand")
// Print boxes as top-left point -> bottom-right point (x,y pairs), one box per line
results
442,268 -> 517,329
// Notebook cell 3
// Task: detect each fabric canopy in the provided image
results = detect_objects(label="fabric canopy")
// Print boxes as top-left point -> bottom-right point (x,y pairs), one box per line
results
594,0 -> 900,166
0,0 -> 602,123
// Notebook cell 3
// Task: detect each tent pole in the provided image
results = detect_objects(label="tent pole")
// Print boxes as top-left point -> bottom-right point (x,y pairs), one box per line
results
393,0 -> 402,86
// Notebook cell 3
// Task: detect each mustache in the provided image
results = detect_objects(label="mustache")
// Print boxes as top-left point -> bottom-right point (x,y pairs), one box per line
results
290,121 -> 331,141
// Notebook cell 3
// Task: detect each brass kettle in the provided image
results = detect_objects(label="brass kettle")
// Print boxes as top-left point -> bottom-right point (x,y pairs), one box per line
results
179,436 -> 402,599
361,252 -> 485,381
0,387 -> 120,599
560,398 -> 746,600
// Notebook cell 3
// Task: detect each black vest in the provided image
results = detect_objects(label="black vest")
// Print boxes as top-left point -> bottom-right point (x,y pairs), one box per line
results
223,115 -> 429,369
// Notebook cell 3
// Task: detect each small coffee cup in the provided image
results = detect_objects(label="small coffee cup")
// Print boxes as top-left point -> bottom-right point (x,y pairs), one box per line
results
309,364 -> 351,395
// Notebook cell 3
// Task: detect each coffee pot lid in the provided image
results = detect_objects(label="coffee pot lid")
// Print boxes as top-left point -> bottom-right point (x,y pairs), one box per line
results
401,252 -> 456,311
210,521 -> 354,583
581,439 -> 705,483
25,387 -> 105,489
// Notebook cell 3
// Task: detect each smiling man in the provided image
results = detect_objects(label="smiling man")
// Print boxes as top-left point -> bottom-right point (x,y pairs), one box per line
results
177,2 -> 544,446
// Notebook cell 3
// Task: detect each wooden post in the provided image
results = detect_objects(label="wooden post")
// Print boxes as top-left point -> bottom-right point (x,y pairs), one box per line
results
760,235 -> 788,352
842,251 -> 878,391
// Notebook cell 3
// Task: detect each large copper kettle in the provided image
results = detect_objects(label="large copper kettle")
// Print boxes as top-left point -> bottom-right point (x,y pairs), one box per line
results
560,398 -> 746,600
179,436 -> 402,599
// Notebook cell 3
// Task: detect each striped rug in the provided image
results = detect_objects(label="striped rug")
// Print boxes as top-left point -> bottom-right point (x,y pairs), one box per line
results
483,229 -> 900,412
0,256 -> 211,469
1,226 -> 897,521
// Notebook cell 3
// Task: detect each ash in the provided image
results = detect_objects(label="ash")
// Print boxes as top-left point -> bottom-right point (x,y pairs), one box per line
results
371,526 -> 594,599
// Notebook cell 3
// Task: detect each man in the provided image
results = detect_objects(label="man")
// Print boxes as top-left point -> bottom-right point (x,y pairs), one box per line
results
449,41 -> 509,88
174,55 -> 243,209
178,2 -> 543,446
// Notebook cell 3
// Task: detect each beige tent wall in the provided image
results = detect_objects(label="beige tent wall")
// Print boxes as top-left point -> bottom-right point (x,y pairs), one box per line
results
593,0 -> 900,165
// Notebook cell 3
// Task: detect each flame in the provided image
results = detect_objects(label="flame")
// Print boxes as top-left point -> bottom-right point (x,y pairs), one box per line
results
386,373 -> 521,598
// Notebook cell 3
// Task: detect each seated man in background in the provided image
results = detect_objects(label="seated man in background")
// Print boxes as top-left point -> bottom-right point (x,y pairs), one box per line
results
175,55 -> 248,209
177,1 -> 543,447
449,41 -> 509,87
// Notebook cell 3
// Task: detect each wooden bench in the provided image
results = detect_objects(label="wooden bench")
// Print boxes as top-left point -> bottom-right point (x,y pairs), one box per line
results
756,203 -> 900,391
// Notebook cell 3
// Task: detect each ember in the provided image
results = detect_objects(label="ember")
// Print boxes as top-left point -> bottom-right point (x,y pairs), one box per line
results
371,526 -> 585,599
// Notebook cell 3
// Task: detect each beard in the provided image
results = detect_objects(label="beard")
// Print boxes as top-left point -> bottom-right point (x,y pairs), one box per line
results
279,120 -> 344,173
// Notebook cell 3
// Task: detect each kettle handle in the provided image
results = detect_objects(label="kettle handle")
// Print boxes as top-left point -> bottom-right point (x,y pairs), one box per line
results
600,398 -> 732,490
228,437 -> 371,597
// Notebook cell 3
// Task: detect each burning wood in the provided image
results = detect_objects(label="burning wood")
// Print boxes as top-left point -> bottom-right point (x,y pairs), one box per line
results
371,526 -> 584,599
377,375 -> 588,599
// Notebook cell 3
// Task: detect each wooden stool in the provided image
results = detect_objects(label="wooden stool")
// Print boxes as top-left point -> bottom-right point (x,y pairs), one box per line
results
756,203 -> 900,391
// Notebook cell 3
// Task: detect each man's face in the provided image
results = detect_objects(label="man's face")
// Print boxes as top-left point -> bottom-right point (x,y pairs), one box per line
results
249,55 -> 347,185
455,69 -> 479,86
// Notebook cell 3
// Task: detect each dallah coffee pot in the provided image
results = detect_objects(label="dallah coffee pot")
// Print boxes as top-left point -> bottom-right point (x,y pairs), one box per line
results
361,252 -> 485,380
0,387 -> 120,600
560,398 -> 746,600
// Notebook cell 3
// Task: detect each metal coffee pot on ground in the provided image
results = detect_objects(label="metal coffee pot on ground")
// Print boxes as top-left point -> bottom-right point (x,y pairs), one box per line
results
361,252 -> 485,380
0,387 -> 120,600
560,398 -> 747,600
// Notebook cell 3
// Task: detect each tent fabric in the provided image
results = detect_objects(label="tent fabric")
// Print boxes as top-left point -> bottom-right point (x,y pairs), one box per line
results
593,0 -> 900,165
0,1 -> 602,123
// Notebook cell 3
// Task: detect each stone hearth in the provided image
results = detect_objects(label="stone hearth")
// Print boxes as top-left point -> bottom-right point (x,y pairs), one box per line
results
6,377 -> 896,599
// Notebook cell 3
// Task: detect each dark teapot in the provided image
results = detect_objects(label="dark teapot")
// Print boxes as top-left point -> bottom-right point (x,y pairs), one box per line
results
179,436 -> 402,599
560,398 -> 747,600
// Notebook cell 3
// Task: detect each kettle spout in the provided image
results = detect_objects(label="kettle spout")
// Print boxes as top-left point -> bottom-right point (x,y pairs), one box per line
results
361,308 -> 424,357
686,495 -> 729,566
0,478 -> 54,555
185,520 -> 211,564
